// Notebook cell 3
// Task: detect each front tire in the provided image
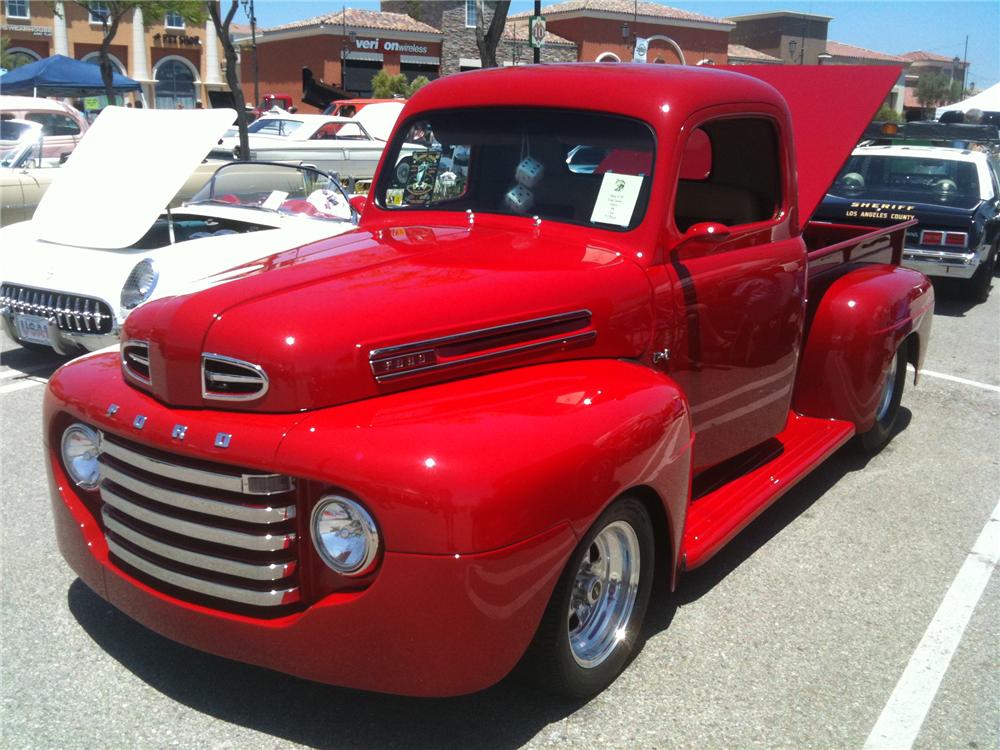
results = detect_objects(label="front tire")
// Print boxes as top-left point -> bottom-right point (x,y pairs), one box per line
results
857,344 -> 907,454
520,496 -> 654,698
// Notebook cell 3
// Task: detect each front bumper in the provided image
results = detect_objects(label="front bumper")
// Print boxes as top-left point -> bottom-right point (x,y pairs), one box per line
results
1,307 -> 120,354
901,243 -> 990,280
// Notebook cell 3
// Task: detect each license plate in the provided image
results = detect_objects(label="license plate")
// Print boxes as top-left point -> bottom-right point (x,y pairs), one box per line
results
13,313 -> 51,346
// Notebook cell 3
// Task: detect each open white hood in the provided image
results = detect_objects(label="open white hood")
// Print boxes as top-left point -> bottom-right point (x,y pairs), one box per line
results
353,101 -> 404,142
32,106 -> 235,249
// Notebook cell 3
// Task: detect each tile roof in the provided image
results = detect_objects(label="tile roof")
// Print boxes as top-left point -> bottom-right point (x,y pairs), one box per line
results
512,0 -> 733,26
826,41 -> 906,63
503,18 -> 576,46
265,8 -> 440,35
727,44 -> 781,62
900,50 -> 964,64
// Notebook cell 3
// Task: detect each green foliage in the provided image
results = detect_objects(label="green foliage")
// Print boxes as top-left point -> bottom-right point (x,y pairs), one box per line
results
874,105 -> 903,123
408,76 -> 431,95
915,72 -> 963,109
370,71 -> 430,98
0,35 -> 35,70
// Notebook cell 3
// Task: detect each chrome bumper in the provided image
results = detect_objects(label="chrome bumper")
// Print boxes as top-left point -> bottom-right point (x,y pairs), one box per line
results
901,243 -> 990,280
1,306 -> 120,355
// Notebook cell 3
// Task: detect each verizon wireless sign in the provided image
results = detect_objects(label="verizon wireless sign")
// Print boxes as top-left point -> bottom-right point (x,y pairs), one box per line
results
354,38 -> 430,54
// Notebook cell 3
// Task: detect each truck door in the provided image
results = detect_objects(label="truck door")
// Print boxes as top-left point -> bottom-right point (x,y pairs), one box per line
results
659,112 -> 807,472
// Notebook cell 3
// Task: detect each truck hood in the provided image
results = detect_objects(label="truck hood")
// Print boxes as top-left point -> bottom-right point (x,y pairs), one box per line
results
32,106 -> 234,250
123,221 -> 654,412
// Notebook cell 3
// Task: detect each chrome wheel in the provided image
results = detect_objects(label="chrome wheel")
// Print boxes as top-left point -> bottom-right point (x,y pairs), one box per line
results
875,352 -> 899,422
568,520 -> 641,668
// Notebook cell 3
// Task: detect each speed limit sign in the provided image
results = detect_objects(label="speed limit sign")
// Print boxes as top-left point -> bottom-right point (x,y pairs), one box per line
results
529,15 -> 547,48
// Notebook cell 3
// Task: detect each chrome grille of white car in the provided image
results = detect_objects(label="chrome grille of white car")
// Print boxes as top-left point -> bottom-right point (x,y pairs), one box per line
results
0,283 -> 114,334
97,433 -> 300,613
201,353 -> 269,401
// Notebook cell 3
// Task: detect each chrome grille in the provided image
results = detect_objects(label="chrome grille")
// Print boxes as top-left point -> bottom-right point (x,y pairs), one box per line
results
0,283 -> 114,334
121,340 -> 151,385
202,353 -> 269,402
98,434 -> 300,612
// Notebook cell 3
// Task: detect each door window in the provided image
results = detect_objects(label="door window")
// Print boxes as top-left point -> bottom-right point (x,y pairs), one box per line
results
24,112 -> 81,136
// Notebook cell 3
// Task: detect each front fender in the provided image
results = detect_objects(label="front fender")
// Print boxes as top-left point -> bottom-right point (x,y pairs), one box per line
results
794,264 -> 933,429
277,359 -> 693,563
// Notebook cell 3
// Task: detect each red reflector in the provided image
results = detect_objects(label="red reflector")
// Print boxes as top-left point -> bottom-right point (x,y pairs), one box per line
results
920,231 -> 944,245
944,232 -> 968,247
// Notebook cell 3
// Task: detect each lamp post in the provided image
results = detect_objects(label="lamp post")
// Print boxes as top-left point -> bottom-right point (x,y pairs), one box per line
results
621,21 -> 630,56
817,51 -> 832,65
788,38 -> 798,64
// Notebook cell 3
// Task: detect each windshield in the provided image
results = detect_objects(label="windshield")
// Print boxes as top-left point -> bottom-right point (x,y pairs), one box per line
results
376,108 -> 655,231
247,118 -> 303,137
189,162 -> 354,222
829,153 -> 982,209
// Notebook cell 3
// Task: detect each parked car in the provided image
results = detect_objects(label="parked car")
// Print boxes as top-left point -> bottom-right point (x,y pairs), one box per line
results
212,102 -> 407,181
1,107 -> 359,354
44,64 -> 932,699
816,124 -> 1000,302
0,116 -> 220,227
322,98 -> 399,118
0,95 -> 88,160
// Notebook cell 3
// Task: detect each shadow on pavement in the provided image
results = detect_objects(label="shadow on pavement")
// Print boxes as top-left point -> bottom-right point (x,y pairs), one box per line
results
930,278 -> 982,318
67,403 -> 915,747
0,338 -> 70,378
67,581 -> 584,750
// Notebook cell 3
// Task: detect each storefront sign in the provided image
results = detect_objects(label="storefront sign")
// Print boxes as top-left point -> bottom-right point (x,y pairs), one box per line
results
354,38 -> 430,55
633,37 -> 649,63
529,16 -> 546,49
1,22 -> 52,36
153,32 -> 201,46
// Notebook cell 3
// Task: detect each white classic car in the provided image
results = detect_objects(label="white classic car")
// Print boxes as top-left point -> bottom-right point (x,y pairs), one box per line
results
211,102 -> 407,182
0,107 -> 360,355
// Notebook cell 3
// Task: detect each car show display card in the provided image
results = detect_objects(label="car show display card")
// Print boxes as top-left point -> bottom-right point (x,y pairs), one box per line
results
590,173 -> 643,227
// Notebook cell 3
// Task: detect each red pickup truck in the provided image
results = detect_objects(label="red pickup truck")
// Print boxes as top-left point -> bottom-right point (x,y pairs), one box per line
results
45,64 -> 933,699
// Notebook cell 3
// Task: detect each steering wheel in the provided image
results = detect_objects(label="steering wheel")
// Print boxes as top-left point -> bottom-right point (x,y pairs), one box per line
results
934,179 -> 958,193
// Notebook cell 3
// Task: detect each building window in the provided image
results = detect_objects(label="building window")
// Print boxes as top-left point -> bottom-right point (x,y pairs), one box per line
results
88,1 -> 110,24
5,0 -> 29,19
164,11 -> 184,29
2,47 -> 39,69
465,0 -> 477,28
155,58 -> 197,110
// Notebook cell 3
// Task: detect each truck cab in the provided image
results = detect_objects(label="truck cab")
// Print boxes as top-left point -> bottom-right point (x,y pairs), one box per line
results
44,64 -> 933,699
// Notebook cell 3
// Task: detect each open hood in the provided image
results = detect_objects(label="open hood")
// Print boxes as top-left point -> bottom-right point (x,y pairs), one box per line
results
730,65 -> 901,225
353,101 -> 404,141
32,106 -> 235,249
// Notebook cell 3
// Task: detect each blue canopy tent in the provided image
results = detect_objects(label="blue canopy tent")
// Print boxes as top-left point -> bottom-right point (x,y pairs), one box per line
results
0,54 -> 142,98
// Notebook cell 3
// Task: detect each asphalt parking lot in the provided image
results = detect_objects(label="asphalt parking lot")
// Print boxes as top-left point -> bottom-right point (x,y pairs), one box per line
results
1,278 -> 997,750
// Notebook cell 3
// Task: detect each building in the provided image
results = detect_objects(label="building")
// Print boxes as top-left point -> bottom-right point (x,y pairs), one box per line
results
511,0 -> 733,66
823,41 -> 909,115
727,44 -> 781,65
1,0 -> 225,109
900,50 -> 970,118
244,9 -> 442,105
727,10 -> 831,65
381,1 -> 577,73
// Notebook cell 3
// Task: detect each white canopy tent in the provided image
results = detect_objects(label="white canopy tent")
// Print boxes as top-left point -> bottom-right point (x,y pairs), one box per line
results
936,82 -> 1000,118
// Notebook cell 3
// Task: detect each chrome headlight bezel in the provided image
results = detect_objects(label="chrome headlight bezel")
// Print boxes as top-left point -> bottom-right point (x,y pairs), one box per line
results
61,423 -> 101,490
310,495 -> 380,576
121,258 -> 159,311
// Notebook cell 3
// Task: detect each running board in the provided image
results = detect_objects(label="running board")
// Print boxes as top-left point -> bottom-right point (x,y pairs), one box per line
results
681,412 -> 855,570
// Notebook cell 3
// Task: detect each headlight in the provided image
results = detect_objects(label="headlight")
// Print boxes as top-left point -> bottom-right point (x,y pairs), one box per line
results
310,495 -> 380,576
121,258 -> 159,311
61,423 -> 101,489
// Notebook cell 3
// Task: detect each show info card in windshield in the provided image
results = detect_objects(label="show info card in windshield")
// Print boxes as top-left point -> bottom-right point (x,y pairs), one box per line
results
590,173 -> 643,227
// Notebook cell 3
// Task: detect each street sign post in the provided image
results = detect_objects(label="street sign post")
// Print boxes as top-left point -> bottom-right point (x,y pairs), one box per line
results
529,15 -> 547,49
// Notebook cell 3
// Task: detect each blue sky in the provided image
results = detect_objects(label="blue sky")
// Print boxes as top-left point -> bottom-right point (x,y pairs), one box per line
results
247,1 -> 999,90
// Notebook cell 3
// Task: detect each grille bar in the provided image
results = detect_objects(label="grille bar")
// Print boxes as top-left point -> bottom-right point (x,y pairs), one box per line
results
100,462 -> 296,524
101,437 -> 294,496
103,513 -> 295,581
0,283 -> 113,335
101,485 -> 296,552
107,537 -> 300,607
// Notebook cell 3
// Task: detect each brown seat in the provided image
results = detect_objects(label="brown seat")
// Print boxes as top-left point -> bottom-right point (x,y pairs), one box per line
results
675,180 -> 766,230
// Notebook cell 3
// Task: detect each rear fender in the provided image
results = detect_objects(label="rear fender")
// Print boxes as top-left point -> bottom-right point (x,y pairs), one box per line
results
794,264 -> 933,430
276,359 -> 693,576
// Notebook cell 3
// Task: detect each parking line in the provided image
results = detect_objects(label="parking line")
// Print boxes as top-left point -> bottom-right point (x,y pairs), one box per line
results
0,378 -> 46,395
909,365 -> 1000,393
862,496 -> 1000,750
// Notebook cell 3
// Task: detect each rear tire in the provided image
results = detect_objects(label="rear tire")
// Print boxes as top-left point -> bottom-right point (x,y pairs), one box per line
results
520,496 -> 654,698
965,243 -> 997,303
857,344 -> 907,454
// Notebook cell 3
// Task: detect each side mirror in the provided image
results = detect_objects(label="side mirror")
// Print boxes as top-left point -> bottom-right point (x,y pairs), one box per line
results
674,222 -> 731,258
349,194 -> 368,216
